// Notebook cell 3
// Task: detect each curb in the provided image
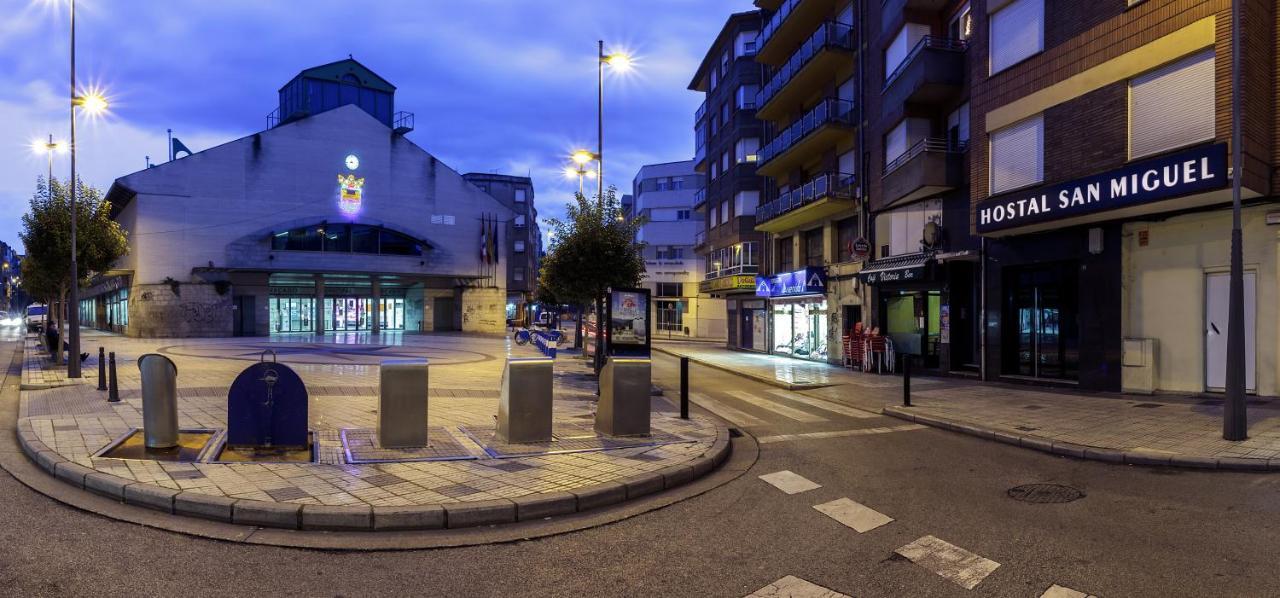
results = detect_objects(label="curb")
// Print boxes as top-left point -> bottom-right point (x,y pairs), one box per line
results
17,419 -> 734,532
651,346 -> 834,391
882,405 -> 1278,472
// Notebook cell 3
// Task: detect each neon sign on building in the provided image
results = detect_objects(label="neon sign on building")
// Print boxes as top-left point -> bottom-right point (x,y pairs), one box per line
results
337,173 -> 365,215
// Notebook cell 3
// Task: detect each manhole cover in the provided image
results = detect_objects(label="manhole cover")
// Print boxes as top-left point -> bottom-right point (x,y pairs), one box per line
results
1007,483 -> 1084,504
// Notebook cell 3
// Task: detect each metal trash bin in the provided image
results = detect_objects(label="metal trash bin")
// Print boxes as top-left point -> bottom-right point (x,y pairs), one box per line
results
137,353 -> 179,449
378,359 -> 429,448
496,357 -> 554,443
595,358 -> 651,437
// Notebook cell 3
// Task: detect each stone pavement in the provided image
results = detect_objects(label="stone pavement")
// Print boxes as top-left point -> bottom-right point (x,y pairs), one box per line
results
16,332 -> 728,531
659,341 -> 1280,470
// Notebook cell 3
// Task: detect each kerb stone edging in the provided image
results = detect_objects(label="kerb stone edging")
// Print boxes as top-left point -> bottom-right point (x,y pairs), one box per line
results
883,405 -> 1280,472
18,420 -> 733,531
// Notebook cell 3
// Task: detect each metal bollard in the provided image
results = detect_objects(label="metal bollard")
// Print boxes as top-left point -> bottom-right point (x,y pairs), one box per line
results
107,352 -> 120,403
596,358 -> 652,436
378,359 -> 430,448
97,347 -> 107,391
137,353 -> 179,448
679,356 -> 689,419
496,357 -> 554,443
903,354 -> 912,407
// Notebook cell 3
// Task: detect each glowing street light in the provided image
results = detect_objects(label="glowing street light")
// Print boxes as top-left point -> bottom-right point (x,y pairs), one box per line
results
571,149 -> 596,166
74,90 -> 108,115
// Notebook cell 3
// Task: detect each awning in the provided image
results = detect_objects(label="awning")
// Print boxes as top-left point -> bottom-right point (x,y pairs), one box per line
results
857,253 -> 932,284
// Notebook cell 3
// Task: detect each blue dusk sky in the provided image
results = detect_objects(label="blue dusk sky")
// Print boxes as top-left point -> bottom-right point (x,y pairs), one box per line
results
0,0 -> 749,252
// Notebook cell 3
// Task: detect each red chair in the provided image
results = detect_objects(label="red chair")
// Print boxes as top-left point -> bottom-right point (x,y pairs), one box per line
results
868,335 -> 889,373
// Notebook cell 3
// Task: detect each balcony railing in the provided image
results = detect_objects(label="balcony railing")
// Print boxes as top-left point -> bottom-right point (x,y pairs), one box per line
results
393,111 -> 415,134
756,0 -> 801,54
757,21 -> 854,110
693,187 -> 707,208
705,242 -> 760,278
695,98 -> 708,123
758,99 -> 856,166
694,229 -> 708,248
884,138 -> 966,176
883,36 -> 968,90
756,171 -> 856,225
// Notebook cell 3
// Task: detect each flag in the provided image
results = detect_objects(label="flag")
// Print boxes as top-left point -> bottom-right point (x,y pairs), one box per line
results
489,217 -> 499,264
480,214 -> 488,264
172,137 -> 194,160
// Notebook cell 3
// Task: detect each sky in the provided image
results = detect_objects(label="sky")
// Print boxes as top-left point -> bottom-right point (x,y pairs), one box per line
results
0,0 -> 749,252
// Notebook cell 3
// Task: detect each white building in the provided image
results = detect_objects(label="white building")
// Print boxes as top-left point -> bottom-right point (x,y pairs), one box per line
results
87,59 -> 513,337
631,161 -> 726,340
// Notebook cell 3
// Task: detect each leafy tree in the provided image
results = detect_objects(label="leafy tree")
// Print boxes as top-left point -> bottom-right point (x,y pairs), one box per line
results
536,186 -> 645,367
19,176 -> 128,362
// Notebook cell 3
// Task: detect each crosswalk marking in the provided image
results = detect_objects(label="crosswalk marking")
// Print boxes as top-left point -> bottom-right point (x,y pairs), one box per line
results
1041,584 -> 1095,598
758,470 -> 822,494
764,389 -> 878,419
726,390 -> 827,423
746,575 -> 849,598
689,392 -> 766,427
756,424 -> 927,444
895,535 -> 1000,590
813,497 -> 894,533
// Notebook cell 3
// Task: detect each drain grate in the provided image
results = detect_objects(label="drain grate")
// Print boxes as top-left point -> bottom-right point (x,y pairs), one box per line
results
1132,403 -> 1163,409
1007,483 -> 1084,504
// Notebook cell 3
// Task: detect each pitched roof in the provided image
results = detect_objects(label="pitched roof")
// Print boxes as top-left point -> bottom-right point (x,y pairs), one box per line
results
283,58 -> 396,93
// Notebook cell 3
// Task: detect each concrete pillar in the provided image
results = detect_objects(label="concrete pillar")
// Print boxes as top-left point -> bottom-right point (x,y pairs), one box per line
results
314,274 -> 326,336
371,277 -> 382,334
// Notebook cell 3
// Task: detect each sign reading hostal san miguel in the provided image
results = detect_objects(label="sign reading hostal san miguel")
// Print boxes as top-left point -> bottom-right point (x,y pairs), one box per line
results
976,143 -> 1228,234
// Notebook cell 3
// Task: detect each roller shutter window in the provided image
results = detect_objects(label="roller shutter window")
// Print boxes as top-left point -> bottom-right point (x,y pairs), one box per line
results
989,0 -> 1043,74
989,114 -> 1043,194
1129,50 -> 1215,160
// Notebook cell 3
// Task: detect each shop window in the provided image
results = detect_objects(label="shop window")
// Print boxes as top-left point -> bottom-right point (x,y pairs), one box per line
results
776,236 -> 794,271
803,228 -> 824,267
836,216 -> 860,263
989,114 -> 1043,194
990,0 -> 1043,74
1129,50 -> 1215,160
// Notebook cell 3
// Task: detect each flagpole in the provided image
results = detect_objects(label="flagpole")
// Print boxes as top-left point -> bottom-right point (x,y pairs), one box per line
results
167,129 -> 173,162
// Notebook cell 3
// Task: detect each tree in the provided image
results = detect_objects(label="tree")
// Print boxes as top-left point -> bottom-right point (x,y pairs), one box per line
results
19,176 -> 128,362
537,186 -> 645,369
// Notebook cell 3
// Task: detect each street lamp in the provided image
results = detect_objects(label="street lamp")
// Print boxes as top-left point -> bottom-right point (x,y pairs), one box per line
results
32,135 -> 65,193
595,41 -> 632,206
1224,0 -> 1247,440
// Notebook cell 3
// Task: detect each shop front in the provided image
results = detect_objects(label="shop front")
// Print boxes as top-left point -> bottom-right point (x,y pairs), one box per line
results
701,273 -> 764,352
755,266 -> 829,362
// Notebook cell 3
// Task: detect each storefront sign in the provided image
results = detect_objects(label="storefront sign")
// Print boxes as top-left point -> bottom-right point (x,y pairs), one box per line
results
975,143 -> 1228,234
859,265 -> 927,285
755,267 -> 827,298
852,237 -> 870,260
699,275 -> 756,294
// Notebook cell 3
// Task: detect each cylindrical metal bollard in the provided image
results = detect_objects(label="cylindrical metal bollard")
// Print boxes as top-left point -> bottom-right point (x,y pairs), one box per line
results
680,356 -> 690,419
97,347 -> 107,391
137,354 -> 179,448
903,354 -> 912,407
107,352 -> 120,403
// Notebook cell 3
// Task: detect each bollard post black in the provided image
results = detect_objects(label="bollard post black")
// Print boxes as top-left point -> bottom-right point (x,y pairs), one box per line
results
107,352 -> 120,403
680,356 -> 689,419
903,354 -> 912,407
97,347 -> 107,390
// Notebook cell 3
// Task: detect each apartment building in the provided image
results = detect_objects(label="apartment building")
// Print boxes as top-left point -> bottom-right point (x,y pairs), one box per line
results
632,161 -> 725,339
689,10 -> 770,352
750,0 -> 862,363
462,172 -> 541,325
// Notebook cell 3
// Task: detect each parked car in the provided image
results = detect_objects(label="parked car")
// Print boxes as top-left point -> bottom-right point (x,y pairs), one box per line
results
26,304 -> 47,332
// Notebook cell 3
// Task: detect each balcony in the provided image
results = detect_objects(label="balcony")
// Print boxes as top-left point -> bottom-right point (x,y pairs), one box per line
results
756,99 -> 855,178
756,21 -> 855,121
755,171 -> 857,233
693,187 -> 707,209
756,0 -> 845,65
882,37 -> 967,110
881,0 -> 955,35
881,138 -> 966,209
694,229 -> 708,250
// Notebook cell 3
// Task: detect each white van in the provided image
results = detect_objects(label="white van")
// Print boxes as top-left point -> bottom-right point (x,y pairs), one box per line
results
26,304 -> 47,332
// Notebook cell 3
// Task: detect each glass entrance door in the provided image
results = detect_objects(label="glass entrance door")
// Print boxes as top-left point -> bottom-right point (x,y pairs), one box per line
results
323,297 -> 406,331
269,297 -> 315,333
1003,263 -> 1078,380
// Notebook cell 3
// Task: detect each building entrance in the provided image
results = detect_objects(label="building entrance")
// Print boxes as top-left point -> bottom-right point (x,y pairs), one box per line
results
1001,262 -> 1079,381
269,296 -> 405,333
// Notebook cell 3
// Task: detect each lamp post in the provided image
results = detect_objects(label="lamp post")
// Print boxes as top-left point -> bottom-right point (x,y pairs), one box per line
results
594,42 -> 631,206
1224,0 -> 1247,440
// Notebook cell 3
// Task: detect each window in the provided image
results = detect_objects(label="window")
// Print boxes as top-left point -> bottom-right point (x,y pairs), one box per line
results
513,267 -> 525,281
656,247 -> 685,260
270,223 -> 424,256
949,3 -> 973,41
710,67 -> 718,90
734,190 -> 759,217
878,199 -> 942,256
989,114 -> 1043,193
514,189 -> 527,203
515,215 -> 527,227
885,118 -> 928,168
709,204 -> 718,226
720,200 -> 730,224
737,85 -> 759,110
721,152 -> 730,173
709,113 -> 718,135
673,178 -> 684,190
735,137 -> 760,163
710,159 -> 719,180
990,0 -> 1044,74
885,23 -> 930,83
677,209 -> 691,220
838,150 -> 856,178
656,179 -> 669,191
803,228 -> 824,267
736,31 -> 759,56
721,102 -> 730,124
836,216 -> 860,262
1129,50 -> 1215,159
656,282 -> 684,297
721,50 -> 730,72
948,103 -> 971,148
514,240 -> 526,253
776,237 -> 794,271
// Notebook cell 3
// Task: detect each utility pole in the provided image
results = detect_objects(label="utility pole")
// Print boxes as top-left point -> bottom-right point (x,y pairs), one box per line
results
1224,0 -> 1247,440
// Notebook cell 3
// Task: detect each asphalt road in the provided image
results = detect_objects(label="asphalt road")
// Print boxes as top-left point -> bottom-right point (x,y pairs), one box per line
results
2,341 -> 1279,597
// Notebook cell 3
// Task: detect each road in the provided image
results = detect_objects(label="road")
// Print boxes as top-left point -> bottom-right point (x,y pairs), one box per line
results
2,340 -> 1279,597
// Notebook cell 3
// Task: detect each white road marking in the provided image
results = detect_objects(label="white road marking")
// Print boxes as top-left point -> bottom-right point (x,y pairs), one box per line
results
758,470 -> 822,494
1041,584 -> 1095,598
756,424 -> 927,444
689,392 -> 766,427
764,389 -> 878,419
726,390 -> 827,422
746,575 -> 850,598
813,497 -> 894,533
895,535 -> 1001,590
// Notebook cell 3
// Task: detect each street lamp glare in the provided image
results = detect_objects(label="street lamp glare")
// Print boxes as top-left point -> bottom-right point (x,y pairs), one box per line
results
604,52 -> 632,72
571,149 -> 595,165
583,169 -> 597,179
76,91 -> 108,115
562,166 -> 581,179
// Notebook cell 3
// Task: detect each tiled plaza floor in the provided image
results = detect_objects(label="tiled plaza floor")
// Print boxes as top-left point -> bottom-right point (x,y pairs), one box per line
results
19,331 -> 722,508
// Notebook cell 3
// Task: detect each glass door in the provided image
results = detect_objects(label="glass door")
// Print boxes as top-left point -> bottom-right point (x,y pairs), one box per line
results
1003,263 -> 1078,380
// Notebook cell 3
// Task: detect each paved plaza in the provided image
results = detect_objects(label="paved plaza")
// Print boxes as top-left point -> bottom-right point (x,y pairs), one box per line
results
16,331 -> 727,530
